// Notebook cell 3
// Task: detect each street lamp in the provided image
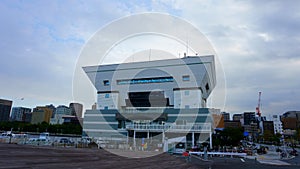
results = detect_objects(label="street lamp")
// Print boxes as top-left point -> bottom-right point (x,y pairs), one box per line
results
9,128 -> 13,144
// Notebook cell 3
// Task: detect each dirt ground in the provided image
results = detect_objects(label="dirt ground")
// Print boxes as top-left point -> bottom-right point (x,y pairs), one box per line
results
0,143 -> 198,169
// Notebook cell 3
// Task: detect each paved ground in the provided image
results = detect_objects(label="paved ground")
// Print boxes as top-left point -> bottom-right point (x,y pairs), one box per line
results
188,154 -> 300,169
0,143 -> 197,169
1,143 -> 299,169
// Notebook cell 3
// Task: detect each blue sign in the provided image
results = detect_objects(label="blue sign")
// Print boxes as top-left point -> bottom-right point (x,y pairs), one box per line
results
243,132 -> 249,137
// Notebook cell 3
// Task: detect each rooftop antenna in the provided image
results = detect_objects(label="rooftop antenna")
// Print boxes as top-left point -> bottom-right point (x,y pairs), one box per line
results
186,33 -> 189,57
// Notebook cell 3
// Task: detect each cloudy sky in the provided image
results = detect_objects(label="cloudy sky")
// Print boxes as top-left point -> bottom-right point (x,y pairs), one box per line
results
1,0 -> 299,118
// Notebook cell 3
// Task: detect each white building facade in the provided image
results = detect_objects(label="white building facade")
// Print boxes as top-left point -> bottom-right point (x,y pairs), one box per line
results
82,56 -> 219,149
271,115 -> 283,134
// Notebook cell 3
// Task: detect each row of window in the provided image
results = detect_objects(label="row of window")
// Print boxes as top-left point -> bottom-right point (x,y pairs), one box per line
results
103,90 -> 191,98
103,75 -> 190,86
117,76 -> 174,85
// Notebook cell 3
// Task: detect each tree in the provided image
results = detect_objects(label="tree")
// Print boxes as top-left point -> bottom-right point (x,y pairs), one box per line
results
297,128 -> 300,142
263,130 -> 274,142
213,127 -> 244,147
223,127 -> 244,146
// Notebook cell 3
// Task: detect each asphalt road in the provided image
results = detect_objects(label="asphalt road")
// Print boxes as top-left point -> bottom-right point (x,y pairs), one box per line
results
189,154 -> 300,169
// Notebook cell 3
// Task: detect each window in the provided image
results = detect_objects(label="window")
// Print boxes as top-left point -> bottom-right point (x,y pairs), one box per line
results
118,120 -> 125,129
117,76 -> 173,85
182,75 -> 190,81
205,83 -> 210,91
184,90 -> 189,96
103,80 -> 110,86
185,105 -> 190,109
105,93 -> 109,98
104,106 -> 108,110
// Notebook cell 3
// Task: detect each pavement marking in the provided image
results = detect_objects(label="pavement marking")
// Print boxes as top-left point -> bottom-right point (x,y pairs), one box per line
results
258,159 -> 291,166
240,158 -> 245,163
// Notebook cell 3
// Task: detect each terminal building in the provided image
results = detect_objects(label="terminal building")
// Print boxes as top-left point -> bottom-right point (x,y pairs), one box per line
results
82,55 -> 220,150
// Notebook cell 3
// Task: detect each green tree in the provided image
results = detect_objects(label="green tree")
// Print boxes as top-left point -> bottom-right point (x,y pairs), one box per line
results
263,130 -> 274,142
214,127 -> 244,146
297,128 -> 300,142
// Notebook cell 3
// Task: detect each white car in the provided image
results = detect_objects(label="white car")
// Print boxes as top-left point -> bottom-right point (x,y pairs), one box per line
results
0,132 -> 15,138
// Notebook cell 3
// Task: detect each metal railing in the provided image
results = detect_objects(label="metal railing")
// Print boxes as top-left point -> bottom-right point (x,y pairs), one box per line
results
121,107 -> 166,114
125,123 -> 211,132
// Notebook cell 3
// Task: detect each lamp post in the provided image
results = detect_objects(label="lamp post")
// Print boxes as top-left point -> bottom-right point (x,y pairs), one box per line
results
202,142 -> 209,160
9,128 -> 13,144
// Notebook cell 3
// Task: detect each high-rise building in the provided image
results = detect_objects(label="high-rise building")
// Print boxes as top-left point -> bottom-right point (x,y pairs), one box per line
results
280,111 -> 300,130
212,113 -> 224,128
221,112 -> 230,121
271,115 -> 283,134
24,112 -> 32,123
55,105 -> 71,115
46,104 -> 56,118
243,112 -> 256,125
69,103 -> 83,118
83,55 -> 219,149
233,114 -> 243,121
31,106 -> 52,124
244,122 -> 259,140
0,98 -> 12,122
50,105 -> 72,125
263,121 -> 275,135
10,107 -> 31,122
224,120 -> 242,128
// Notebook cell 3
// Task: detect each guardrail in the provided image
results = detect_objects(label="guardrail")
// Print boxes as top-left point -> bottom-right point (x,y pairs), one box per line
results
189,151 -> 247,157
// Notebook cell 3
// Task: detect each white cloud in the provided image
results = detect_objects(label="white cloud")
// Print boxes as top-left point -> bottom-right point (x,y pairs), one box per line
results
258,33 -> 273,42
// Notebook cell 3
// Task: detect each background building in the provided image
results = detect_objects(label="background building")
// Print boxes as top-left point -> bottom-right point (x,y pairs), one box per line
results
55,105 -> 71,116
0,98 -> 12,122
243,112 -> 256,125
10,107 -> 31,122
270,115 -> 283,134
222,112 -> 230,121
224,120 -> 242,128
262,121 -> 275,134
69,103 -> 83,118
46,104 -> 56,118
24,112 -> 32,123
212,113 -> 224,128
281,111 -> 300,130
50,105 -> 71,124
233,114 -> 243,122
31,106 -> 52,124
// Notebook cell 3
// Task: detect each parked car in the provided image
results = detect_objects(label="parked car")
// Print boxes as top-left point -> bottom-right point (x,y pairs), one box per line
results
290,149 -> 298,156
59,138 -> 73,144
0,132 -> 15,138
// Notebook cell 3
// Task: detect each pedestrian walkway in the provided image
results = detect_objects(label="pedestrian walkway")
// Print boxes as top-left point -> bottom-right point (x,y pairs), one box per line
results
251,151 -> 292,166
